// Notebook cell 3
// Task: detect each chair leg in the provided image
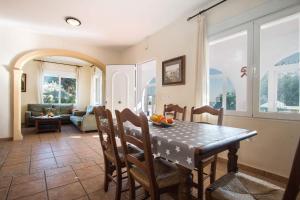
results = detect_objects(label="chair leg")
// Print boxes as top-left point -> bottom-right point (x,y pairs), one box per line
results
128,175 -> 136,200
150,189 -> 160,200
210,156 -> 217,184
115,168 -> 122,200
103,159 -> 110,192
197,163 -> 204,200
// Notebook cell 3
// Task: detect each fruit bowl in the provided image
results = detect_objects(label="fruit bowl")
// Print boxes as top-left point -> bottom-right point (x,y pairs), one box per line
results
149,114 -> 175,127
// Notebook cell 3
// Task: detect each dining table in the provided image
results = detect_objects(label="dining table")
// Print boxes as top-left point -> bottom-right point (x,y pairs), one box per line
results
118,120 -> 257,199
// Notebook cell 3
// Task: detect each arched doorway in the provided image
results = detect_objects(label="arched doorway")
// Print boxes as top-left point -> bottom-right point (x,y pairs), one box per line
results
12,49 -> 106,140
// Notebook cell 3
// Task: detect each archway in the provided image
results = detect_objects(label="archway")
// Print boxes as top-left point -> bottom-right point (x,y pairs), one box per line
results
12,49 -> 106,140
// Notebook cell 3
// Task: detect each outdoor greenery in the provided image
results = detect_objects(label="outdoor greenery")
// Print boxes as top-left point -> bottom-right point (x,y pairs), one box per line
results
61,78 -> 76,104
277,73 -> 299,106
43,76 -> 76,104
43,76 -> 59,103
212,92 -> 236,111
260,72 -> 299,112
226,92 -> 236,110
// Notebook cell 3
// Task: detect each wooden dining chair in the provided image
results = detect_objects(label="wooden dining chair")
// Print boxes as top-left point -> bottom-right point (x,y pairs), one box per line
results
206,137 -> 300,200
190,105 -> 224,199
94,106 -> 142,200
115,108 -> 182,200
191,105 -> 224,125
163,104 -> 187,121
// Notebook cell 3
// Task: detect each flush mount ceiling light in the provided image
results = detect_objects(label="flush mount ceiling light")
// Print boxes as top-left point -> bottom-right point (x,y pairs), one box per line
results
65,17 -> 81,26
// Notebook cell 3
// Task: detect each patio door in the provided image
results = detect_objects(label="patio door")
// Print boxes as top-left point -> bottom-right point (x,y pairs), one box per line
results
105,65 -> 136,113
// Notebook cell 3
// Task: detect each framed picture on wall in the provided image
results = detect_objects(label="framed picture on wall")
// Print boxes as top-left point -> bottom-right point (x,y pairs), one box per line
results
162,55 -> 185,85
21,73 -> 26,92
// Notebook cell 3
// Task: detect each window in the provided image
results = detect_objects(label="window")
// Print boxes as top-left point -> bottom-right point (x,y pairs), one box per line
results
208,7 -> 300,120
209,29 -> 249,115
43,75 -> 77,104
258,12 -> 300,114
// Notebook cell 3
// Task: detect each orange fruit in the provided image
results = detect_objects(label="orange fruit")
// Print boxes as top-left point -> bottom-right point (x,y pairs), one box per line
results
167,118 -> 174,124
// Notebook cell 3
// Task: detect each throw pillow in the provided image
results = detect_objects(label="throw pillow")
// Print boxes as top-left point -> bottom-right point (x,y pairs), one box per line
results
86,106 -> 94,115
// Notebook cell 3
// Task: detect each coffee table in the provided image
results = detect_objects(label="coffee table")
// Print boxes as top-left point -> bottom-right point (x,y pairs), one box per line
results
35,116 -> 62,133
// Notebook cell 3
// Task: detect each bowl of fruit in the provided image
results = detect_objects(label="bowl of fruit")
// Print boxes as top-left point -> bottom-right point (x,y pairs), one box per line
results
149,114 -> 174,127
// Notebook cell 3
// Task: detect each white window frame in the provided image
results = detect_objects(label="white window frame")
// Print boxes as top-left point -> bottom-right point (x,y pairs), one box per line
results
42,74 -> 77,105
207,5 -> 300,120
253,5 -> 300,120
208,22 -> 254,117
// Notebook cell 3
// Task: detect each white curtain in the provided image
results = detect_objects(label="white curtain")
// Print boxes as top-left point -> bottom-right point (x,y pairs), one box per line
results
75,66 -> 80,109
90,66 -> 96,105
37,61 -> 44,103
194,15 -> 208,107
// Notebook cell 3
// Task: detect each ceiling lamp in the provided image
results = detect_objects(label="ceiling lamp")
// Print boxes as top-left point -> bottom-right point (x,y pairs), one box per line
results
65,17 -> 81,26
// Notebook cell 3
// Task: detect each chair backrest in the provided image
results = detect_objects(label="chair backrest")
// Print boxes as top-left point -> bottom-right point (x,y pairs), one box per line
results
190,105 -> 224,125
115,108 -> 157,190
283,138 -> 300,200
94,106 -> 121,164
163,104 -> 187,121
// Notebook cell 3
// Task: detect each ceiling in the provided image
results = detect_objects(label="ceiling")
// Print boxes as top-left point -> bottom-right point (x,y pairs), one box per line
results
0,0 -> 209,48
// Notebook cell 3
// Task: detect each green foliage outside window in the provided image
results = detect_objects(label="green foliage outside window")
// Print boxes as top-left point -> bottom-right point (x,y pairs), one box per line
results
61,78 -> 76,103
43,76 -> 76,104
277,73 -> 299,107
43,76 -> 59,103
212,92 -> 236,111
226,92 -> 236,110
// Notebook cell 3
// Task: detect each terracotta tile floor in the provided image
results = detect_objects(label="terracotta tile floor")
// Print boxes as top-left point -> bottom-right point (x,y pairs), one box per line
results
0,125 -> 284,200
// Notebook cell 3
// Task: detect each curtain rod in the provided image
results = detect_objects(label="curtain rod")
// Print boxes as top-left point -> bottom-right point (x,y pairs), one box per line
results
33,59 -> 86,68
187,0 -> 227,21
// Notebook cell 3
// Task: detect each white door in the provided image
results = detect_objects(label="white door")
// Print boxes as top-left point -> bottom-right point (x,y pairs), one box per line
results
106,65 -> 136,113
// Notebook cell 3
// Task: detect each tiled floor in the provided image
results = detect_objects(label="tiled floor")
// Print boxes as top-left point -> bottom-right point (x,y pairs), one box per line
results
0,125 -> 284,200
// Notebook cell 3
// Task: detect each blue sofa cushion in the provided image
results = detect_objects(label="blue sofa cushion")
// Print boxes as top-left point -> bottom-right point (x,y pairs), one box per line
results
86,106 -> 94,115
70,116 -> 82,126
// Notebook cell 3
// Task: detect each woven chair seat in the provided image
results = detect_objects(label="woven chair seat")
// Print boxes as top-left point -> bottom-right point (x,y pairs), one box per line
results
207,172 -> 290,200
105,145 -> 143,164
130,158 -> 180,189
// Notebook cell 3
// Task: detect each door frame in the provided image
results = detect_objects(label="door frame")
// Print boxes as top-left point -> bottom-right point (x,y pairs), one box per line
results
136,59 -> 157,115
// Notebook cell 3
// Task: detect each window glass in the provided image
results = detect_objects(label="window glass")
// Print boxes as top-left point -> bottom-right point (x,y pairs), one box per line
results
259,13 -> 300,113
42,75 -> 77,104
43,76 -> 59,103
209,31 -> 248,112
61,77 -> 76,104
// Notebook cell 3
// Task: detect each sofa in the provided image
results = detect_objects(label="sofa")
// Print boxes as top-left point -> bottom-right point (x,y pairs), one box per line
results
70,106 -> 98,132
25,104 -> 74,127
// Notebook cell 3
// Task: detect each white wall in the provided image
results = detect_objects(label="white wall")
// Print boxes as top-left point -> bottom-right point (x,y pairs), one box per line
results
0,26 -> 121,139
21,60 -> 93,123
21,60 -> 39,123
120,0 -> 300,177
